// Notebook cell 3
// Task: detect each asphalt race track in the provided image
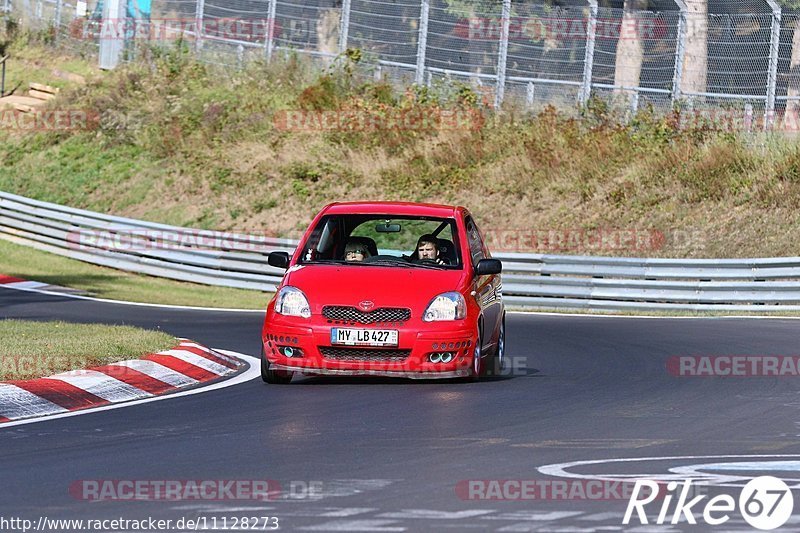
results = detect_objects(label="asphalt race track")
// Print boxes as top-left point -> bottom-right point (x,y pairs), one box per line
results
3,286 -> 800,531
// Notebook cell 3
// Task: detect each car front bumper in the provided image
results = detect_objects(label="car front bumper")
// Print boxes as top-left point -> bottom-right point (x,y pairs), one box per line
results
262,314 -> 478,378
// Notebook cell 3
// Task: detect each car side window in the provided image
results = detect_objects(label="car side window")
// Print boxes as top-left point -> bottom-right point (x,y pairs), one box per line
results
465,216 -> 486,267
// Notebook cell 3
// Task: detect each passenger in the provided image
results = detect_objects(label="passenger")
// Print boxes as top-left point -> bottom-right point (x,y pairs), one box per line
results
344,240 -> 371,262
414,234 -> 448,265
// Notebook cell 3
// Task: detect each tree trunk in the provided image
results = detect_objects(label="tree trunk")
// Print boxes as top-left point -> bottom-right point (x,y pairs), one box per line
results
784,18 -> 800,129
680,0 -> 707,95
613,0 -> 648,98
317,8 -> 340,59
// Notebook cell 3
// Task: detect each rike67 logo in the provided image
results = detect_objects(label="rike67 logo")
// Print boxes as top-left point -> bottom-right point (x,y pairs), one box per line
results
538,455 -> 800,531
625,476 -> 793,530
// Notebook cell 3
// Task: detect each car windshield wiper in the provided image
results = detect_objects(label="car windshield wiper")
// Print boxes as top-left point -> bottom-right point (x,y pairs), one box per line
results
303,259 -> 348,265
407,262 -> 447,270
363,259 -> 447,270
362,259 -> 416,268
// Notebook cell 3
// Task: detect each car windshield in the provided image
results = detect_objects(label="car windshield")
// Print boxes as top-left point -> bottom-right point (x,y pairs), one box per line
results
297,214 -> 462,269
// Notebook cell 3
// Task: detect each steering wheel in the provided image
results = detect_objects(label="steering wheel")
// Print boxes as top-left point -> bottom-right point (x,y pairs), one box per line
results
418,259 -> 439,265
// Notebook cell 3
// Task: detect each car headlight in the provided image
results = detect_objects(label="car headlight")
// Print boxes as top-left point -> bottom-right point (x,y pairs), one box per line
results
423,292 -> 466,322
275,286 -> 311,318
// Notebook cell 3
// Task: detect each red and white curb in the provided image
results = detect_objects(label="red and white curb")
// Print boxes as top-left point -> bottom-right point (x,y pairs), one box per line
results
0,274 -> 88,295
0,339 -> 246,424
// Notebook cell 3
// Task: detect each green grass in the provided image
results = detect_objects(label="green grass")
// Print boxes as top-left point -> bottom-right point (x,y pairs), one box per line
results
0,319 -> 176,380
0,238 -> 271,309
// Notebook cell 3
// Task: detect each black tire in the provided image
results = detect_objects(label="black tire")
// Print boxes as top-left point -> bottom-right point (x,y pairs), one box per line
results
261,348 -> 293,384
484,316 -> 505,377
467,329 -> 485,381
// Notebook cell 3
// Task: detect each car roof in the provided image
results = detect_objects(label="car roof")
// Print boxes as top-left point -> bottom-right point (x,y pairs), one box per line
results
321,201 -> 463,218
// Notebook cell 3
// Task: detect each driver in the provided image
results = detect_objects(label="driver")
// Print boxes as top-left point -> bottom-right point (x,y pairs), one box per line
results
414,234 -> 448,265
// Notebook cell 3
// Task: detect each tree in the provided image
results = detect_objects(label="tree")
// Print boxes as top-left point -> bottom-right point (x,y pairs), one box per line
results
681,0 -> 708,95
780,1 -> 800,122
613,0 -> 649,97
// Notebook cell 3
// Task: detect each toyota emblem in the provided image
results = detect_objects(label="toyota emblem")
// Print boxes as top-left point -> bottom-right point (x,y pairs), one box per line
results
359,300 -> 375,311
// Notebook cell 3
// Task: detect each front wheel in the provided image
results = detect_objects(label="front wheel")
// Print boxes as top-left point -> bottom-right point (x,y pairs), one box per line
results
468,331 -> 485,381
261,347 -> 293,384
485,318 -> 505,377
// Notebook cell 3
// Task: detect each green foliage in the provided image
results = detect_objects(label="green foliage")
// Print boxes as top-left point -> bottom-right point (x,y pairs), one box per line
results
297,75 -> 342,111
344,48 -> 363,64
253,198 -> 278,213
284,162 -> 323,182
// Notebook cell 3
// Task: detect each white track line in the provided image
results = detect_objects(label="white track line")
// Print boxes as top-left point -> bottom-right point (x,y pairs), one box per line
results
0,283 -> 265,313
0,350 -> 259,428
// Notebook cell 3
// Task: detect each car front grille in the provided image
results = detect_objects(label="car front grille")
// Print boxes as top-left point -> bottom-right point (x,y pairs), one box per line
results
319,346 -> 411,362
322,306 -> 411,324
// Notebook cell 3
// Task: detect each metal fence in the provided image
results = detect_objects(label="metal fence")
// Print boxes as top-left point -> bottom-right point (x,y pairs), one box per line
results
9,0 -> 800,128
6,190 -> 800,312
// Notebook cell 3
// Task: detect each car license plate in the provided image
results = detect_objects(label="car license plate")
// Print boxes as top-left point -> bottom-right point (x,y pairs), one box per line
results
331,328 -> 398,347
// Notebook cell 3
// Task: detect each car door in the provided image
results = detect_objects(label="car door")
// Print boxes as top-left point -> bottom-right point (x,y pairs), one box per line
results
465,214 -> 501,352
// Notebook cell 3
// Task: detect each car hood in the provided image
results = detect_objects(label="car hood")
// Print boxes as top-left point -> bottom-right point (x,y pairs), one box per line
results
283,264 -> 470,313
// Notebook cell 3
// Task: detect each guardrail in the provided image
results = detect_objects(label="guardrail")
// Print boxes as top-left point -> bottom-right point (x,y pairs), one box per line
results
0,191 -> 293,292
4,190 -> 800,311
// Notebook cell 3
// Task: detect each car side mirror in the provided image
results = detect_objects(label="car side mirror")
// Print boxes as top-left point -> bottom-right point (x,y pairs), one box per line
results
268,251 -> 290,269
475,258 -> 502,276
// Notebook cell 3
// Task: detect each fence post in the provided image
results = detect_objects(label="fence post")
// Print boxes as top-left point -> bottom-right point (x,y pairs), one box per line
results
494,0 -> 511,109
338,0 -> 352,54
526,81 -> 535,110
415,0 -> 430,85
744,103 -> 754,133
54,0 -> 62,42
265,0 -> 277,62
671,0 -> 688,105
630,90 -> 639,116
98,0 -> 125,69
580,0 -> 598,106
765,0 -> 781,131
194,0 -> 205,52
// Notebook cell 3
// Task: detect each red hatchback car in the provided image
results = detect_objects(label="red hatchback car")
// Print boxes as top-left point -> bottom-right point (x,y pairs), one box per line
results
261,202 -> 504,383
